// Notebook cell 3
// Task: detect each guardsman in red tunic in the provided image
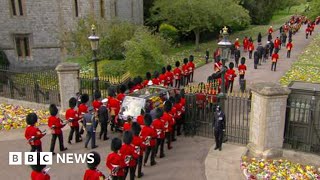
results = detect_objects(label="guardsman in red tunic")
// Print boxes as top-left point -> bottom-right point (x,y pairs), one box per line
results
92,90 -> 102,112
159,67 -> 167,86
174,94 -> 183,136
83,151 -> 106,180
140,114 -> 157,166
286,40 -> 293,58
78,94 -> 89,135
143,72 -> 152,87
107,89 -> 121,131
25,113 -> 46,152
106,138 -> 126,180
248,41 -> 254,59
238,57 -> 247,80
152,71 -> 160,85
152,108 -> 165,158
268,26 -> 274,34
169,97 -> 177,142
225,62 -> 237,93
66,97 -> 81,144
116,85 -> 126,103
274,37 -> 280,53
161,101 -> 173,150
165,65 -> 174,87
182,58 -> 190,86
188,55 -> 195,82
136,109 -> 145,129
120,131 -> 138,180
306,25 -> 310,39
234,38 -> 240,49
30,152 -> 50,180
173,61 -> 182,88
123,117 -> 132,131
243,36 -> 249,52
48,104 -> 67,155
131,122 -> 145,178
271,51 -> 279,71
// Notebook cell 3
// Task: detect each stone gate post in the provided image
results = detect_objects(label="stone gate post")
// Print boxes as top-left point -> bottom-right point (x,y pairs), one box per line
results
247,82 -> 290,158
55,63 -> 80,113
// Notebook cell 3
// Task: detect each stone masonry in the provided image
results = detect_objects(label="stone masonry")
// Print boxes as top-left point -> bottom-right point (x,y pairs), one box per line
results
247,82 -> 291,159
0,0 -> 143,68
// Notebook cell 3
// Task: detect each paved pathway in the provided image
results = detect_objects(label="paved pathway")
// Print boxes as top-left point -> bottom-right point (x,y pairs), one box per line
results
193,24 -> 320,90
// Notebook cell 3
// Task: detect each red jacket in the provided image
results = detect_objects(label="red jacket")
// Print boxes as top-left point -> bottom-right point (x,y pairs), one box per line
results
92,100 -> 102,111
161,112 -> 173,132
268,28 -> 273,34
180,98 -> 186,114
65,108 -> 79,127
234,41 -> 240,49
120,144 -> 138,167
187,62 -> 195,73
140,126 -> 157,147
286,42 -> 293,51
272,53 -> 279,62
25,125 -> 45,146
48,116 -> 64,135
106,152 -> 125,177
31,170 -> 50,180
136,115 -> 145,129
226,69 -> 237,81
165,71 -> 174,85
173,67 -> 182,80
174,103 -> 183,120
132,135 -> 145,156
158,74 -> 167,86
123,122 -> 131,131
83,169 -> 105,180
78,103 -> 88,119
152,78 -> 160,85
243,38 -> 249,49
238,65 -> 247,75
274,39 -> 280,48
116,93 -> 125,102
214,62 -> 222,72
152,118 -> 165,139
248,42 -> 254,51
108,97 -> 120,116
182,64 -> 189,76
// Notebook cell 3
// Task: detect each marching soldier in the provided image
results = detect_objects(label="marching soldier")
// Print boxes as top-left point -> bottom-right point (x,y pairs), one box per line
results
83,106 -> 98,149
286,40 -> 293,58
106,138 -> 126,180
83,151 -> 106,180
173,61 -> 182,88
271,51 -> 279,71
212,105 -> 226,151
120,131 -> 138,180
48,104 -> 67,155
152,71 -> 160,85
108,89 -> 120,131
243,36 -> 249,52
25,113 -> 46,152
269,40 -> 274,57
152,108 -> 165,158
116,85 -> 126,103
140,114 -> 157,166
92,90 -> 102,112
131,122 -> 145,178
234,47 -> 241,67
165,65 -> 174,87
66,97 -> 81,144
226,62 -> 237,93
78,94 -> 89,135
188,56 -> 195,82
30,152 -> 50,180
182,58 -> 190,86
234,38 -> 240,49
159,67 -> 167,86
248,41 -> 254,59
253,50 -> 259,69
98,98 -> 109,140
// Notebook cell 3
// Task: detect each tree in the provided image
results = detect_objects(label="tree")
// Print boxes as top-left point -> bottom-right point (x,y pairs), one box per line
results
150,0 -> 250,50
278,0 -> 306,13
306,0 -> 320,19
124,27 -> 169,77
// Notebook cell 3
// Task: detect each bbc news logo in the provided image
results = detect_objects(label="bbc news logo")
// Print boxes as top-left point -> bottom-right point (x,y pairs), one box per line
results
9,152 -> 94,165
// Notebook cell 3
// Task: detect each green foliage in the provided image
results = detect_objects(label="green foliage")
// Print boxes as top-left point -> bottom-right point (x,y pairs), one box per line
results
0,50 -> 10,67
99,21 -> 137,60
150,0 -> 250,49
97,60 -> 127,76
159,23 -> 179,43
305,0 -> 320,19
124,27 -> 169,77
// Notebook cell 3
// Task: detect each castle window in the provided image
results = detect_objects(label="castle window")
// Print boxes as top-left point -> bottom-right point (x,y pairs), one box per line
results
14,35 -> 30,60
11,0 -> 24,16
74,0 -> 79,17
100,0 -> 105,18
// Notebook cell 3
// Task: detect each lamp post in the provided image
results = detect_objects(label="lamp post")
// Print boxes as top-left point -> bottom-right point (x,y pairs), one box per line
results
88,24 -> 100,91
217,26 -> 232,109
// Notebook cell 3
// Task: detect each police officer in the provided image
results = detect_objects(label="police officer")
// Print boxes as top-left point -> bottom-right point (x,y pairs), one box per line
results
83,106 -> 98,149
212,105 -> 226,151
98,98 -> 109,141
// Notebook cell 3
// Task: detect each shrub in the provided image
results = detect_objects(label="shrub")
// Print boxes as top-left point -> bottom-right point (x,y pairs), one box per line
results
159,23 -> 179,43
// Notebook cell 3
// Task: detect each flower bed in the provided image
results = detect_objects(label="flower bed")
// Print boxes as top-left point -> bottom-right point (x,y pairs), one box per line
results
0,104 -> 49,131
240,156 -> 320,179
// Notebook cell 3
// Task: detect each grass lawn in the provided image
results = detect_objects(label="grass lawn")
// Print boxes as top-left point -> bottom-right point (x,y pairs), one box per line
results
280,33 -> 320,86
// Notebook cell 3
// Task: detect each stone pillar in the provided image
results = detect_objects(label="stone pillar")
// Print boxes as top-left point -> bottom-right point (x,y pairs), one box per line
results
247,82 -> 290,159
55,63 -> 80,113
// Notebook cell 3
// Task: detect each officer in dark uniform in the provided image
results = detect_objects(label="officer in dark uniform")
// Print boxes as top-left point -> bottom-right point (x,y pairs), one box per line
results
253,50 -> 259,69
98,98 -> 109,141
83,106 -> 98,149
234,47 -> 241,67
257,43 -> 264,65
269,41 -> 274,57
212,105 -> 226,151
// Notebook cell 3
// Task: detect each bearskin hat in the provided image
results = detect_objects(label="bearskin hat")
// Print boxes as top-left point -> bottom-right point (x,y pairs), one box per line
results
146,72 -> 151,80
164,101 -> 172,112
119,85 -> 126,93
131,122 -> 141,136
166,65 -> 172,71
127,80 -> 134,90
183,58 -> 188,64
175,94 -> 181,103
175,61 -> 180,67
241,57 -> 246,65
69,97 -> 77,108
94,90 -> 101,100
108,88 -> 116,97
140,109 -> 145,115
189,55 -> 194,61
87,151 -> 101,170
123,131 -> 133,145
30,152 -> 46,172
49,104 -> 58,116
153,71 -> 159,78
81,94 -> 89,104
26,113 -> 38,125
137,76 -> 143,84
229,62 -> 234,69
111,137 -> 122,152
144,113 -> 152,126
155,108 -> 163,119
161,67 -> 166,74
